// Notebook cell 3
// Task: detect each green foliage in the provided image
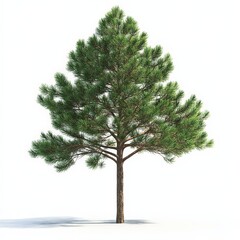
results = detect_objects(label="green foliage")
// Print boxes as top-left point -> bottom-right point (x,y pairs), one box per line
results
30,6 -> 213,171
29,131 -> 80,172
86,154 -> 105,169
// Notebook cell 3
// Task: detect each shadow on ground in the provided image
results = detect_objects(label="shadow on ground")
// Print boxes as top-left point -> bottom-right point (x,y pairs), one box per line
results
0,217 -> 151,228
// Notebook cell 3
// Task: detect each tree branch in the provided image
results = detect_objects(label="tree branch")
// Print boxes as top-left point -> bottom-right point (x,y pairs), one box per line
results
123,147 -> 144,162
102,124 -> 119,142
98,97 -> 116,118
123,128 -> 151,146
63,129 -> 117,150
86,146 -> 117,163
95,146 -> 117,159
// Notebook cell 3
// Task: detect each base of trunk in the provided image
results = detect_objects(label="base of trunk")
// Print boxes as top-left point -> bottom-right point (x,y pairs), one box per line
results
116,215 -> 124,223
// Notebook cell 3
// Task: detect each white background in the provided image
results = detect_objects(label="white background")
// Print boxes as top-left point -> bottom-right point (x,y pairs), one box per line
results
1,0 -> 240,238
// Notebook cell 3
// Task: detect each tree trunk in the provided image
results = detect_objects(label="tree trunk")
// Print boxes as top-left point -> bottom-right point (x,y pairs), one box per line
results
116,148 -> 124,223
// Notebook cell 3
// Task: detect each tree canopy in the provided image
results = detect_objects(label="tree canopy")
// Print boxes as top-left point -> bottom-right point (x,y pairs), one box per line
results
29,6 -> 213,171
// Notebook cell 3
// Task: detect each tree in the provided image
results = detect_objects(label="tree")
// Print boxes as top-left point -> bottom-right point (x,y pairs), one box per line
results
29,7 -> 213,223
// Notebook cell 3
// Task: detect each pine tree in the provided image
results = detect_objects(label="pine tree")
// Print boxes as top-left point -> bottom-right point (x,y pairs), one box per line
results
29,7 -> 213,223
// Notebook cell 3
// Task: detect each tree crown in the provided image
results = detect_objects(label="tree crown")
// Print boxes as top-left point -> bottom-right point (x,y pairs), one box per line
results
30,7 -> 213,171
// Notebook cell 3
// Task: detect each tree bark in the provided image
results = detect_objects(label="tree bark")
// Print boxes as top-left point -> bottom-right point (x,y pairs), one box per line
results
116,147 -> 124,223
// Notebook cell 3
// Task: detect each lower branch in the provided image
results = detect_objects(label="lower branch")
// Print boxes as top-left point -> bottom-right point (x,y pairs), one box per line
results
122,147 -> 143,162
87,146 -> 117,163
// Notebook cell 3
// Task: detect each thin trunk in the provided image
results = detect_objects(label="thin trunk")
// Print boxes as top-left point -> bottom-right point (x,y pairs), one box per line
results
116,147 -> 124,223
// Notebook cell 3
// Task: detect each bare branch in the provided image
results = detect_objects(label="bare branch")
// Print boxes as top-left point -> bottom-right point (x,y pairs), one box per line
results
123,147 -> 144,162
87,146 -> 117,163
96,147 -> 117,159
